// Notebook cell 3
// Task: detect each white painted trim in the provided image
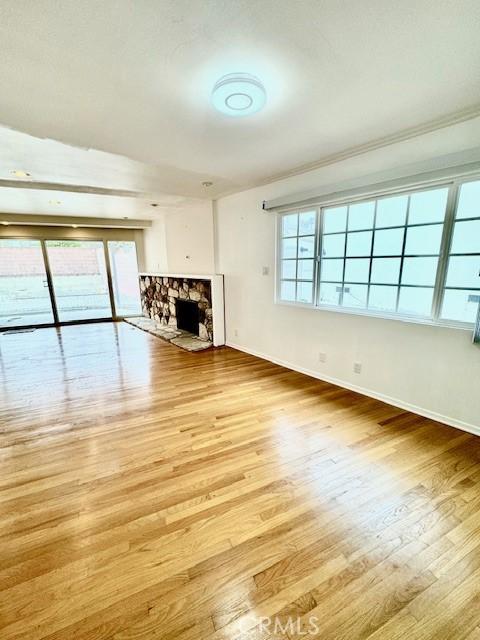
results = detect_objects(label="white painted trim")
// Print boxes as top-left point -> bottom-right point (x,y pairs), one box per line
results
256,106 -> 480,190
226,341 -> 480,438
265,162 -> 480,211
210,275 -> 225,347
138,272 -> 220,280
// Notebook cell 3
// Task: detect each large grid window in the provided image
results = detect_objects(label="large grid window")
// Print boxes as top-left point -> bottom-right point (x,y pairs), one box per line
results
318,186 -> 448,317
441,180 -> 480,323
279,210 -> 316,304
277,176 -> 480,327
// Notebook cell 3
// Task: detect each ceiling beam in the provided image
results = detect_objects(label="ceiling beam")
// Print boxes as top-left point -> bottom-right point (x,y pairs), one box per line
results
0,213 -> 152,228
0,179 -> 145,198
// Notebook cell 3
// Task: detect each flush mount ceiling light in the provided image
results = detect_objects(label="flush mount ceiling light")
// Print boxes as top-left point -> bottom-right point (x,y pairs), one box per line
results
211,73 -> 266,117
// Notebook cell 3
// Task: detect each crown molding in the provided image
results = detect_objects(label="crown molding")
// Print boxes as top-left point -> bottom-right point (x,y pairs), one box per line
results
215,104 -> 480,200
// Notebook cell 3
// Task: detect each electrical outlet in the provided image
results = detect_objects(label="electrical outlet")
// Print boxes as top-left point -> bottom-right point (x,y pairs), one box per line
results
234,329 -> 239,338
262,266 -> 270,276
353,361 -> 362,374
318,352 -> 327,363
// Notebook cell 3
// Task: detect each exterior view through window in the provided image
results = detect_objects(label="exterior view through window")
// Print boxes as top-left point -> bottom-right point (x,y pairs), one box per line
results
46,240 -> 112,322
108,241 -> 142,316
0,237 -> 141,329
0,239 -> 54,328
278,177 -> 480,326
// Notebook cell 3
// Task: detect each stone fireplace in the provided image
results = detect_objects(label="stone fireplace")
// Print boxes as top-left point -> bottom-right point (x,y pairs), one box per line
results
138,273 -> 225,346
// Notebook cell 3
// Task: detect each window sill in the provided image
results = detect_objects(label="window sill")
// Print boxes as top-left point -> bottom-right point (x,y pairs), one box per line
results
274,298 -> 474,332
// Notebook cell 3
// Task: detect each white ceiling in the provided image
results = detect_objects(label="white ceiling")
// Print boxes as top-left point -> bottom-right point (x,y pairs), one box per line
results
0,0 -> 479,209
0,125 -> 212,218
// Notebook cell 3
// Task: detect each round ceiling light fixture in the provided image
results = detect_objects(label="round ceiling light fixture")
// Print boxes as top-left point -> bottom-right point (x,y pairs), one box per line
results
211,73 -> 266,117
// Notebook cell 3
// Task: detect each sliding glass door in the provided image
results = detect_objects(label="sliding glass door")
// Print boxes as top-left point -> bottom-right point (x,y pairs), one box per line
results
45,240 -> 112,322
0,236 -> 141,329
108,241 -> 141,316
0,239 -> 54,328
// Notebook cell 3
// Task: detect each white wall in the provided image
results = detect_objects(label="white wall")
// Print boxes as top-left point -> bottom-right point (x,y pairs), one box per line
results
215,117 -> 480,433
143,199 -> 215,274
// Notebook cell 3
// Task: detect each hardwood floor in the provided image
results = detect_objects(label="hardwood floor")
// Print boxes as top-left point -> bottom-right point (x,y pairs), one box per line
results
1,321 -> 479,640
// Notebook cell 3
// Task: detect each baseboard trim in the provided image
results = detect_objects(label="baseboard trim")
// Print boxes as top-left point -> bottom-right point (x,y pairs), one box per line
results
226,341 -> 480,438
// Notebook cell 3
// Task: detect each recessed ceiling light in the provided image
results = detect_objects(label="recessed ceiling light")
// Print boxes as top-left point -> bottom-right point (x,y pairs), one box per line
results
11,170 -> 31,178
1,221 -> 9,226
211,73 -> 266,117
202,181 -> 213,187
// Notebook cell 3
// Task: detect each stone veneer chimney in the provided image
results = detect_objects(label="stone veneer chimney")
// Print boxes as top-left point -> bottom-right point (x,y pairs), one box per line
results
139,275 -> 213,342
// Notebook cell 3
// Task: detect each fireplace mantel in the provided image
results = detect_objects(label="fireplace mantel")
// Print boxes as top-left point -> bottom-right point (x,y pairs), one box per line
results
138,272 -> 225,346
139,272 -> 220,281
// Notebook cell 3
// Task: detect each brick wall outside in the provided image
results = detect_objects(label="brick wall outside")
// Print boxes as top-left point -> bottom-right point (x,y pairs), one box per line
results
0,247 -> 102,276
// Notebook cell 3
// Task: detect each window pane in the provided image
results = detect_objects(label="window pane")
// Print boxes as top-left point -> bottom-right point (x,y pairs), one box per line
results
280,280 -> 296,301
398,287 -> 433,317
441,289 -> 480,323
343,284 -> 368,308
319,282 -> 342,306
376,195 -> 408,228
405,224 -> 443,255
297,259 -> 314,281
281,260 -> 296,280
298,236 -> 315,258
373,228 -> 404,256
282,237 -> 297,259
321,258 -> 343,282
346,231 -> 372,257
323,207 -> 347,233
401,257 -> 439,286
456,180 -> 480,219
297,281 -> 313,304
345,258 -> 370,283
450,220 -> 480,254
371,258 -> 401,284
368,285 -> 398,312
348,201 -> 375,231
0,239 -> 54,327
408,188 -> 448,224
282,214 -> 298,237
46,240 -> 112,322
299,211 -> 316,235
445,255 -> 480,289
108,241 -> 141,316
322,233 -> 345,258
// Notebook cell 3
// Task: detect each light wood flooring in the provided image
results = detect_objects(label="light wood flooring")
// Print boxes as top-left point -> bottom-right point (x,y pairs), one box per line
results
1,321 -> 479,640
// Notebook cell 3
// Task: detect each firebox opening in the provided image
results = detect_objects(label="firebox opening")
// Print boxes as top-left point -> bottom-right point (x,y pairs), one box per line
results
176,299 -> 199,336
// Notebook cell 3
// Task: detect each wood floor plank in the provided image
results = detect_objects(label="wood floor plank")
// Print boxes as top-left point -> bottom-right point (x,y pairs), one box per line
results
0,321 -> 479,639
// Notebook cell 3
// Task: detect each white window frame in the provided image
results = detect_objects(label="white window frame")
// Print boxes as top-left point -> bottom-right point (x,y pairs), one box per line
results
275,172 -> 480,330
